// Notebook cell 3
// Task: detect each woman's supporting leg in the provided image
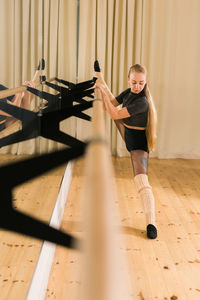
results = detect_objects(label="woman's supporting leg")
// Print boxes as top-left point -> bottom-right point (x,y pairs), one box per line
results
130,149 -> 148,176
130,150 -> 157,239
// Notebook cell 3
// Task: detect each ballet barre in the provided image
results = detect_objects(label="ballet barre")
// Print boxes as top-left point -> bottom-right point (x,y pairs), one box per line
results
0,77 -> 56,139
0,77 -> 56,100
81,88 -> 131,300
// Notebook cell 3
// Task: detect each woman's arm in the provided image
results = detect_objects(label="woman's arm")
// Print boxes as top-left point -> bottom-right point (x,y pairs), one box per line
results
97,84 -> 120,108
94,60 -> 121,108
96,83 -> 130,120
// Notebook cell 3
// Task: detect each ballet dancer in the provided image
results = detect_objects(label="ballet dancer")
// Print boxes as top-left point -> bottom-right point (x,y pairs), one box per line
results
94,61 -> 157,239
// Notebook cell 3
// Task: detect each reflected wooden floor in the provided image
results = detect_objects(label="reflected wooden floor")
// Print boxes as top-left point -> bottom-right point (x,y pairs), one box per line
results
46,157 -> 200,300
0,154 -> 66,300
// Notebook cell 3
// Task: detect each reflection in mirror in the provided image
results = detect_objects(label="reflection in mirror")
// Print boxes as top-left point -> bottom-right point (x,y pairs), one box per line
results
0,86 -> 22,138
0,0 -> 79,153
0,1 -> 81,298
0,0 -> 45,148
0,65 -> 43,138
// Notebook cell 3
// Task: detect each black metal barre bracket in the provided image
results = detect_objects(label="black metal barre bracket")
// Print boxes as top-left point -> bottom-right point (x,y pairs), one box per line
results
0,100 -> 93,149
0,144 -> 87,249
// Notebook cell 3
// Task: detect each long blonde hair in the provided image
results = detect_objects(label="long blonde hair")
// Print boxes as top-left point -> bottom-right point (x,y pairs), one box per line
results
128,64 -> 157,152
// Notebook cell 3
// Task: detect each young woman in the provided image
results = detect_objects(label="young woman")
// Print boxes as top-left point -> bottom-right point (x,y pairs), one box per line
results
94,61 -> 157,239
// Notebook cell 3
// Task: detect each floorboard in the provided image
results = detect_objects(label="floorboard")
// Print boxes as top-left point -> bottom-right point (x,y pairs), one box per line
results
45,157 -> 200,300
0,154 -> 66,300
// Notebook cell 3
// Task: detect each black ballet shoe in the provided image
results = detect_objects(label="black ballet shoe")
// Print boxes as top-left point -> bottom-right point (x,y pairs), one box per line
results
37,58 -> 45,70
94,60 -> 101,72
146,224 -> 157,239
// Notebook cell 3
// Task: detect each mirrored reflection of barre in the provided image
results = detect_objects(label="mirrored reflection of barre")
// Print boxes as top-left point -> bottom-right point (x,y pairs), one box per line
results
0,77 -> 56,100
0,56 -> 96,141
26,77 -> 95,113
0,59 -> 46,135
81,88 -> 131,300
0,76 -> 95,145
0,76 -> 56,139
0,59 -> 46,100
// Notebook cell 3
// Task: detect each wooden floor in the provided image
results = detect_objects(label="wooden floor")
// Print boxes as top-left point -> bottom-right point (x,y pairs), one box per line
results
1,155 -> 200,299
0,154 -> 66,300
45,157 -> 200,300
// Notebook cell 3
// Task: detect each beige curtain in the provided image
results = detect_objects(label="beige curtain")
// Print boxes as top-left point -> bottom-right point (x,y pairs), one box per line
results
0,0 -> 77,155
142,0 -> 200,158
77,0 -> 143,156
1,0 -> 200,158
0,0 -> 40,154
38,0 -> 77,154
78,0 -> 200,158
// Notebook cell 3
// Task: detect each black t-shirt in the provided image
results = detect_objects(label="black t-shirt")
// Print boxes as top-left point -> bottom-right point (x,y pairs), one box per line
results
116,88 -> 148,127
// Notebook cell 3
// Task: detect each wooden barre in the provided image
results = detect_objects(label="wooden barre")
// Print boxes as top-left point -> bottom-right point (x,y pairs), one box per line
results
0,76 -> 59,138
0,120 -> 21,138
0,85 -> 28,100
81,88 -> 131,300
0,77 -> 57,100
0,107 -> 40,139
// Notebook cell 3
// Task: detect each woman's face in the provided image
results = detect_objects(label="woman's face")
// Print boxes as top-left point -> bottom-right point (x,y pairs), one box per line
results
128,71 -> 146,94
